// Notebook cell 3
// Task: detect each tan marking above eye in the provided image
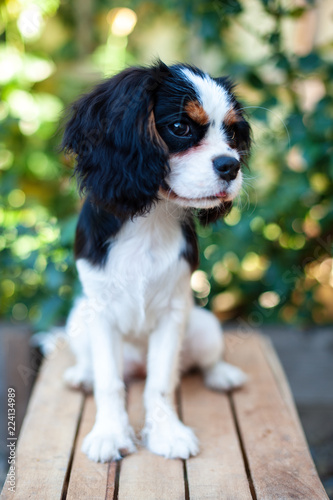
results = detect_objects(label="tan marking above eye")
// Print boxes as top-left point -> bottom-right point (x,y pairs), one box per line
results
185,100 -> 209,126
224,107 -> 241,126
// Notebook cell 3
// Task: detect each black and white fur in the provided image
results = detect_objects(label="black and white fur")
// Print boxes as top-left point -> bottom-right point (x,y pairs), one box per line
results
62,61 -> 251,462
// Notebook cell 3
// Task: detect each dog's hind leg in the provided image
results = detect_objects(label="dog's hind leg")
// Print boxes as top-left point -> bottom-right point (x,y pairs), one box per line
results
63,297 -> 94,393
181,306 -> 247,391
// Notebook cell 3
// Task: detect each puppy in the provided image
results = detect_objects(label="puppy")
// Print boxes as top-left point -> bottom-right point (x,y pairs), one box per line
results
62,61 -> 251,462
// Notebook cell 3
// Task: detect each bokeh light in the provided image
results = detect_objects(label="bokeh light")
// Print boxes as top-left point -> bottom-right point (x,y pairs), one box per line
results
107,8 -> 137,37
8,189 -> 26,208
191,271 -> 211,298
259,291 -> 280,309
17,6 -> 44,40
12,303 -> 28,321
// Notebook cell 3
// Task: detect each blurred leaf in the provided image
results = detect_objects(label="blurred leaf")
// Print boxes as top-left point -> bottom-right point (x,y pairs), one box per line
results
298,53 -> 322,73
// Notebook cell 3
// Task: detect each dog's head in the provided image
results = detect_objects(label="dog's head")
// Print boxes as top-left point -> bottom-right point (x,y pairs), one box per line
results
63,61 -> 251,221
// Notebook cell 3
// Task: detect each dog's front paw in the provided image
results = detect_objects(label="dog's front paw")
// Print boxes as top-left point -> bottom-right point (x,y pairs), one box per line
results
82,424 -> 136,462
204,361 -> 247,391
64,365 -> 93,393
143,417 -> 199,459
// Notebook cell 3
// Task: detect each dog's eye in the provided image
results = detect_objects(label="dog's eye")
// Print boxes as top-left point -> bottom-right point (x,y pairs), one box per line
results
224,124 -> 237,149
168,122 -> 191,137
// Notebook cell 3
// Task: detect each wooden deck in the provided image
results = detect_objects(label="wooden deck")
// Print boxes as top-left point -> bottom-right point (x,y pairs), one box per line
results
1,333 -> 329,499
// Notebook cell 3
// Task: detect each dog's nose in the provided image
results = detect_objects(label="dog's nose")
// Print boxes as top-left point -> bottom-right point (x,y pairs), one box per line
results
213,156 -> 240,182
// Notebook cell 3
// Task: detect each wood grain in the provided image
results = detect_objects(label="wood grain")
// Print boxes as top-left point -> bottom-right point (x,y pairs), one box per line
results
225,332 -> 329,500
118,379 -> 185,500
181,373 -> 252,500
1,344 -> 83,500
66,396 -> 109,500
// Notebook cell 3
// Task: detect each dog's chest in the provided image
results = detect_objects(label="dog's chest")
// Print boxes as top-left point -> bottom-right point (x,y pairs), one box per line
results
77,205 -> 191,335
108,211 -> 188,332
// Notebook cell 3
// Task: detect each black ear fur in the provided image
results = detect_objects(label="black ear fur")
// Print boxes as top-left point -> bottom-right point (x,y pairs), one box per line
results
62,64 -> 170,217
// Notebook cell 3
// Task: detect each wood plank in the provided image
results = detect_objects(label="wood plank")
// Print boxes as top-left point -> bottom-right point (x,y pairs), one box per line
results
1,345 -> 84,500
1,324 -> 35,437
225,333 -> 329,500
181,373 -> 252,500
260,336 -> 302,425
66,396 -> 110,500
118,379 -> 185,500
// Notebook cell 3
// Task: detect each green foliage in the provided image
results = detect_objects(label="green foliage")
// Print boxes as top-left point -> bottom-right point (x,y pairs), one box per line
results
0,0 -> 332,328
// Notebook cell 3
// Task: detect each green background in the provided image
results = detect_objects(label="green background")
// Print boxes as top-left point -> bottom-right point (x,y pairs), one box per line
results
0,0 -> 332,330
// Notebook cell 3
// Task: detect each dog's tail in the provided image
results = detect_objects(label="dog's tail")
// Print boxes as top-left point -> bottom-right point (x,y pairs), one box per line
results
31,327 -> 68,356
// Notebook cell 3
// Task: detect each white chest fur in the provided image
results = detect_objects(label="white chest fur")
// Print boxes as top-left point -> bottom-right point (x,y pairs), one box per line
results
76,202 -> 192,336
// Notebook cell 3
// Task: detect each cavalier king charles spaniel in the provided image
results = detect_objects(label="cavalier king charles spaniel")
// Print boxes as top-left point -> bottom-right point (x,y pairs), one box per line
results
62,61 -> 251,462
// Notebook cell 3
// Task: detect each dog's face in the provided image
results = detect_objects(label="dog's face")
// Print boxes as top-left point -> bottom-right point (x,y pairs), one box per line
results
63,62 -> 250,219
154,66 -> 250,210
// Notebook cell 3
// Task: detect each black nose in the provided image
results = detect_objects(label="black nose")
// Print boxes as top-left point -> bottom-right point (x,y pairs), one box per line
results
213,156 -> 240,182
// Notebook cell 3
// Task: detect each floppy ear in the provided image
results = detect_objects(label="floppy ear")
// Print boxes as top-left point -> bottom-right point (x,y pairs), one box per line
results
62,65 -> 169,216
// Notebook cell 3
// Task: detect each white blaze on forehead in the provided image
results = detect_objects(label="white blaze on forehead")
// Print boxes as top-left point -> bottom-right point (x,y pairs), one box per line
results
181,68 -> 231,124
